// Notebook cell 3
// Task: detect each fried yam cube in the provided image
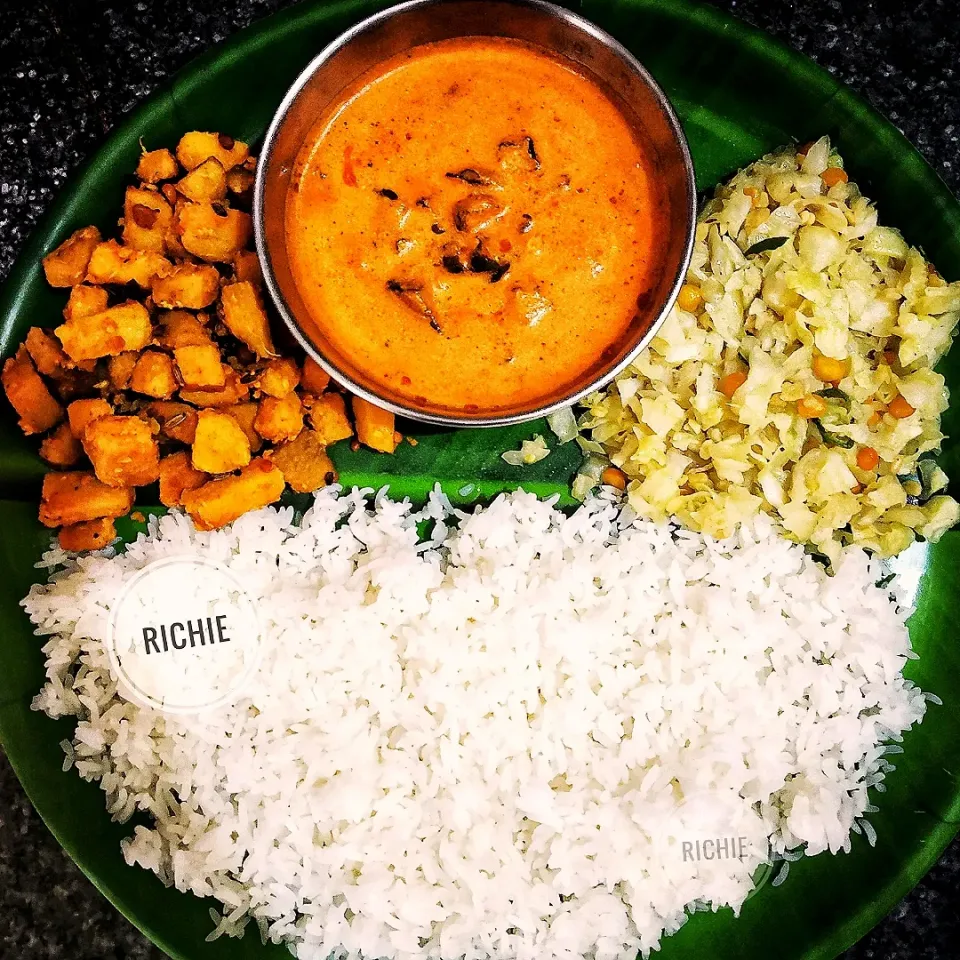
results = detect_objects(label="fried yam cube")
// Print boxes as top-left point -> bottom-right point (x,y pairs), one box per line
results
58,517 -> 117,552
143,401 -> 197,444
174,344 -> 225,389
1,347 -> 64,435
182,457 -> 284,531
136,147 -> 179,184
353,397 -> 399,453
268,428 -> 337,494
306,392 -> 353,445
159,451 -> 207,507
219,281 -> 275,357
122,186 -> 173,255
39,470 -> 134,527
55,301 -> 152,361
151,263 -> 220,309
159,190 -> 188,256
254,392 -> 303,443
130,350 -> 177,399
25,327 -> 68,378
63,284 -> 109,323
179,366 -> 249,407
192,409 -> 252,473
176,131 -> 249,172
224,402 -> 262,452
108,352 -> 138,391
176,157 -> 227,203
67,398 -> 112,438
85,239 -> 169,288
300,356 -> 331,395
42,226 -> 101,287
82,415 -> 160,487
232,249 -> 262,286
39,422 -> 82,467
155,309 -> 214,348
255,358 -> 300,398
176,201 -> 251,262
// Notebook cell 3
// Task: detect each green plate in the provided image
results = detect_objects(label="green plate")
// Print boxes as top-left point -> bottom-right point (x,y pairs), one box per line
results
1,1 -> 959,958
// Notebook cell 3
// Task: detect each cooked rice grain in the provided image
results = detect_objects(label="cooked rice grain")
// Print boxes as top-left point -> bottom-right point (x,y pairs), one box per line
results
25,490 -> 926,959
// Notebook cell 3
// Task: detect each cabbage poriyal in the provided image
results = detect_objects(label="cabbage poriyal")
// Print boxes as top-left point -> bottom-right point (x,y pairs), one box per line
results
579,137 -> 960,562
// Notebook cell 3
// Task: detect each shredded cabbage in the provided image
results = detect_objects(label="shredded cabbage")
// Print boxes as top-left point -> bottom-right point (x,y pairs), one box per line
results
546,407 -> 578,444
501,434 -> 550,466
570,453 -> 610,502
579,137 -> 960,558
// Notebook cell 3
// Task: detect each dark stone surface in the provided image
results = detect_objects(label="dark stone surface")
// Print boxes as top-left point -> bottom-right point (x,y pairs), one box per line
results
0,1 -> 959,958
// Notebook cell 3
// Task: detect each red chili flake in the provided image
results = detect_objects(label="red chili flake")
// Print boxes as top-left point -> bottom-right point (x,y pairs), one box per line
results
342,145 -> 358,187
499,238 -> 512,253
400,375 -> 412,385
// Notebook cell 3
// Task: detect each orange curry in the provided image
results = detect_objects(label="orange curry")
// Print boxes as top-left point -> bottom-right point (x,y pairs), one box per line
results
285,36 -> 663,413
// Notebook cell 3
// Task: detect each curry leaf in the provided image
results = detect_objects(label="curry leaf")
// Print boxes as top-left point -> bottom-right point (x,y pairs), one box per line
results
745,235 -> 790,256
813,420 -> 855,448
816,387 -> 848,401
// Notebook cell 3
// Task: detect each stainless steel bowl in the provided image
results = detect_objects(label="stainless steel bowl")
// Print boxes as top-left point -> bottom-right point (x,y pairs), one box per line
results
254,0 -> 696,427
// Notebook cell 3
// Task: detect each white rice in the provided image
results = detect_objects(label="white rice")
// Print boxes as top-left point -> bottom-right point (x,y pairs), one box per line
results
24,488 -> 927,959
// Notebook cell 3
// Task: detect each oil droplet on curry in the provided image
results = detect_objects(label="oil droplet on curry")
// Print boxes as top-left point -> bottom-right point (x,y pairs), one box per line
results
285,37 -> 664,413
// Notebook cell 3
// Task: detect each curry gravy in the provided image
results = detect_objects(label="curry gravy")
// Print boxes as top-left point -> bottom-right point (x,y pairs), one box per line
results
285,37 -> 664,412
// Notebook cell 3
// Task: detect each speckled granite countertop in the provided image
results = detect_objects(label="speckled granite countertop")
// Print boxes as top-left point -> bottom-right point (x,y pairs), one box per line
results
1,1 -> 959,957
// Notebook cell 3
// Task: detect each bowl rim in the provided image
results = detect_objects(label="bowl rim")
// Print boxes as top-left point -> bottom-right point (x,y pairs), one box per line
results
253,0 -> 698,427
